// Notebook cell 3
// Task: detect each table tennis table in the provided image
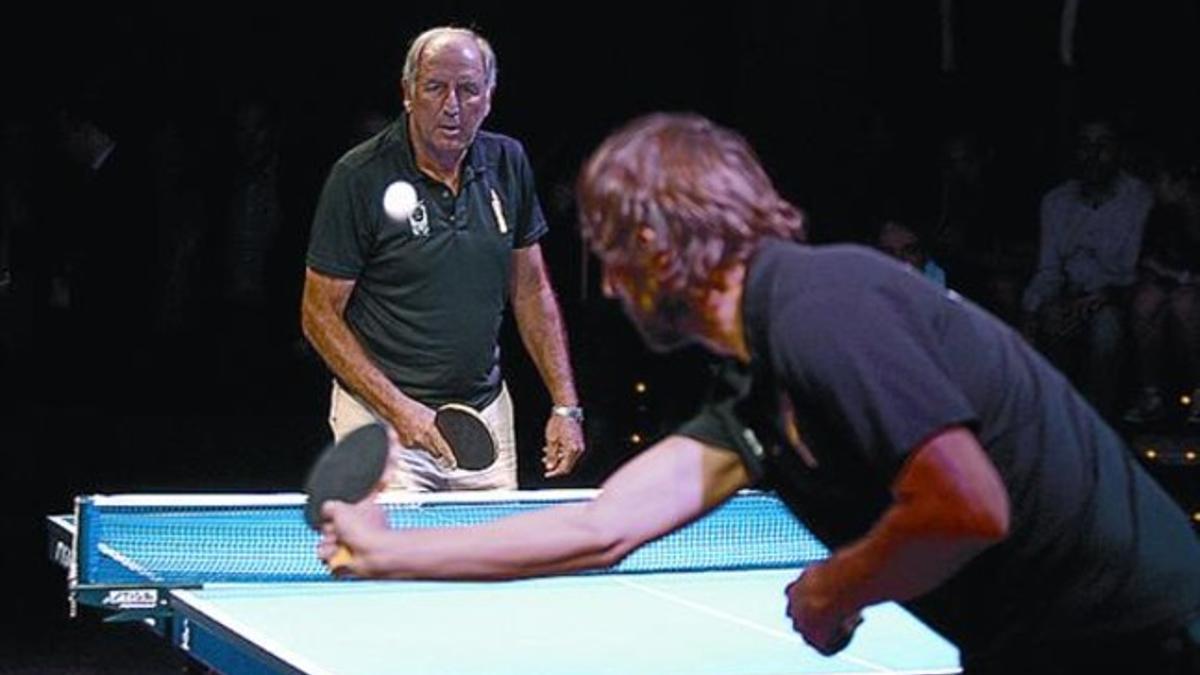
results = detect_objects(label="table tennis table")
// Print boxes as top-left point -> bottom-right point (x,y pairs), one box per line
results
47,489 -> 960,674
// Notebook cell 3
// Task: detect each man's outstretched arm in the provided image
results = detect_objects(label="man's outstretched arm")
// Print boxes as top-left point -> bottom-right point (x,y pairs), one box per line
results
319,434 -> 752,579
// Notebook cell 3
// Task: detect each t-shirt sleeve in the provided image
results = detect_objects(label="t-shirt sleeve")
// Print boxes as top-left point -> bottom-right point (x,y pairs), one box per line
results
778,289 -> 979,477
306,161 -> 374,279
510,142 -> 548,249
675,363 -> 769,485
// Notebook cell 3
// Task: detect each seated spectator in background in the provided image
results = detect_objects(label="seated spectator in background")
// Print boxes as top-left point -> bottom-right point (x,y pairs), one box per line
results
0,118 -> 31,368
932,130 -> 1035,325
149,115 -> 210,336
49,104 -> 153,332
226,99 -> 282,311
875,219 -> 946,287
1124,149 -> 1200,425
1021,117 -> 1153,419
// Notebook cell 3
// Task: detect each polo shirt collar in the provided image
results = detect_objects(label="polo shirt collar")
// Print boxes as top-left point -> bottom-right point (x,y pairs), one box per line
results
390,112 -> 488,185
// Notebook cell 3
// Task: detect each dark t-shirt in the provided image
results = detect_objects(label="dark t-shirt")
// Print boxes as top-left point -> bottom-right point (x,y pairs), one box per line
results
679,240 -> 1200,659
306,116 -> 547,408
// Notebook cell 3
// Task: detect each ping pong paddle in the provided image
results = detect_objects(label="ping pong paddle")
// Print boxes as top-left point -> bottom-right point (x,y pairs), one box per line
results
304,423 -> 390,569
435,403 -> 497,471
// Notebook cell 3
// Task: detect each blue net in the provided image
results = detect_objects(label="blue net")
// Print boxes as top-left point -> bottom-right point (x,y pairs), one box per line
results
75,492 -> 828,585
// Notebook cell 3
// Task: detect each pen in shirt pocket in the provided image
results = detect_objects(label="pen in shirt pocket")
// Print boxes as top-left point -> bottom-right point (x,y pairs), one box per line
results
489,188 -> 508,234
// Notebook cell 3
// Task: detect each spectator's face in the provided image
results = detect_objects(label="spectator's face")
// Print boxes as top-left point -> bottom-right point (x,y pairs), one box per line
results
404,34 -> 491,166
1076,122 -> 1119,184
877,222 -> 926,270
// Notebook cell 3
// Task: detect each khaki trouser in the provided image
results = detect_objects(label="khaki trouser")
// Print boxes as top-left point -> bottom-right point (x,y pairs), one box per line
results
329,380 -> 518,491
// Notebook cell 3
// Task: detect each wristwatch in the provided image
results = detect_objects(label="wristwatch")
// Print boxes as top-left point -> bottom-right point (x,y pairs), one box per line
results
551,405 -> 585,422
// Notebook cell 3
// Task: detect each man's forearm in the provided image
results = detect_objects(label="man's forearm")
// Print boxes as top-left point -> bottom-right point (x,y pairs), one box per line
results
301,303 -> 418,425
339,436 -> 751,579
513,283 -> 578,406
1143,257 -> 1189,284
803,429 -> 1010,617
803,499 -> 1001,617
369,502 -> 622,579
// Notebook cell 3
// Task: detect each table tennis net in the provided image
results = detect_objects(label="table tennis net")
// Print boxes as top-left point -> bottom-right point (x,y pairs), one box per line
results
72,490 -> 828,586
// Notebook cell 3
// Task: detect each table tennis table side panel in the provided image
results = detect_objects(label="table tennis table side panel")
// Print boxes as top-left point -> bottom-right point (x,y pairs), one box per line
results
47,514 -> 74,571
170,588 -> 325,675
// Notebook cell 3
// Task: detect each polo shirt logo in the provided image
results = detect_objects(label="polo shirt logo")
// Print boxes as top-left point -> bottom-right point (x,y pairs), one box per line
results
409,202 -> 429,237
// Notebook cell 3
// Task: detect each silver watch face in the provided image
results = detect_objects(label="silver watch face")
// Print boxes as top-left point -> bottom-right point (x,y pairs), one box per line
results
553,406 -> 584,422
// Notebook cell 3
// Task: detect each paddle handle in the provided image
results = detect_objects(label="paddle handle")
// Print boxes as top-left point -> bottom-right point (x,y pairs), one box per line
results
328,544 -> 355,570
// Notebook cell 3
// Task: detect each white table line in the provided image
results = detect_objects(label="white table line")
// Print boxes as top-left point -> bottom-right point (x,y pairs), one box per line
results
613,576 -> 904,674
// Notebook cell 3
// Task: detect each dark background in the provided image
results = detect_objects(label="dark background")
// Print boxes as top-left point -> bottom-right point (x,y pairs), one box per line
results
2,3 -> 1199,671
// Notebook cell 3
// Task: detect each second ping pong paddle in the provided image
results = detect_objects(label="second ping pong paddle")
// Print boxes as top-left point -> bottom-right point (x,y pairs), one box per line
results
435,403 -> 497,471
304,423 -> 390,569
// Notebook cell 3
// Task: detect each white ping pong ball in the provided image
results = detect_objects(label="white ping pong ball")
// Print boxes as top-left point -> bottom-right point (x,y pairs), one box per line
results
383,181 -> 418,220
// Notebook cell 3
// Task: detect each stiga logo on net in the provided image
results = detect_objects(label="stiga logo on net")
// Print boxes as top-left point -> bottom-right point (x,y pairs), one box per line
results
102,589 -> 159,609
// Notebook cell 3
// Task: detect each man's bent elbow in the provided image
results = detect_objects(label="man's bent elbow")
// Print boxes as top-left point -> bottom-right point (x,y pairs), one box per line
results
962,492 -> 1011,544
299,300 -> 321,347
575,505 -> 647,570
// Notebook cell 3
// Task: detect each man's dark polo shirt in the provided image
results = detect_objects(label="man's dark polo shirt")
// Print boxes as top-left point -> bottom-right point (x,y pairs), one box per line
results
307,115 -> 547,409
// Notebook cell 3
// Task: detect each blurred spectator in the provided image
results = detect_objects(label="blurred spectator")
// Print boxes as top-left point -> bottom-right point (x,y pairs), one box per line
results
150,117 -> 210,335
0,117 -> 37,366
47,104 -> 153,352
933,130 -> 1035,324
875,219 -> 947,287
225,99 -> 282,310
1021,117 -> 1153,419
49,108 -> 119,313
1124,149 -> 1200,425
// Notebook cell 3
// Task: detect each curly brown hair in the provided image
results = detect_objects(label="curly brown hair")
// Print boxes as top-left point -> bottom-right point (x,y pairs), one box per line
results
577,113 -> 805,297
